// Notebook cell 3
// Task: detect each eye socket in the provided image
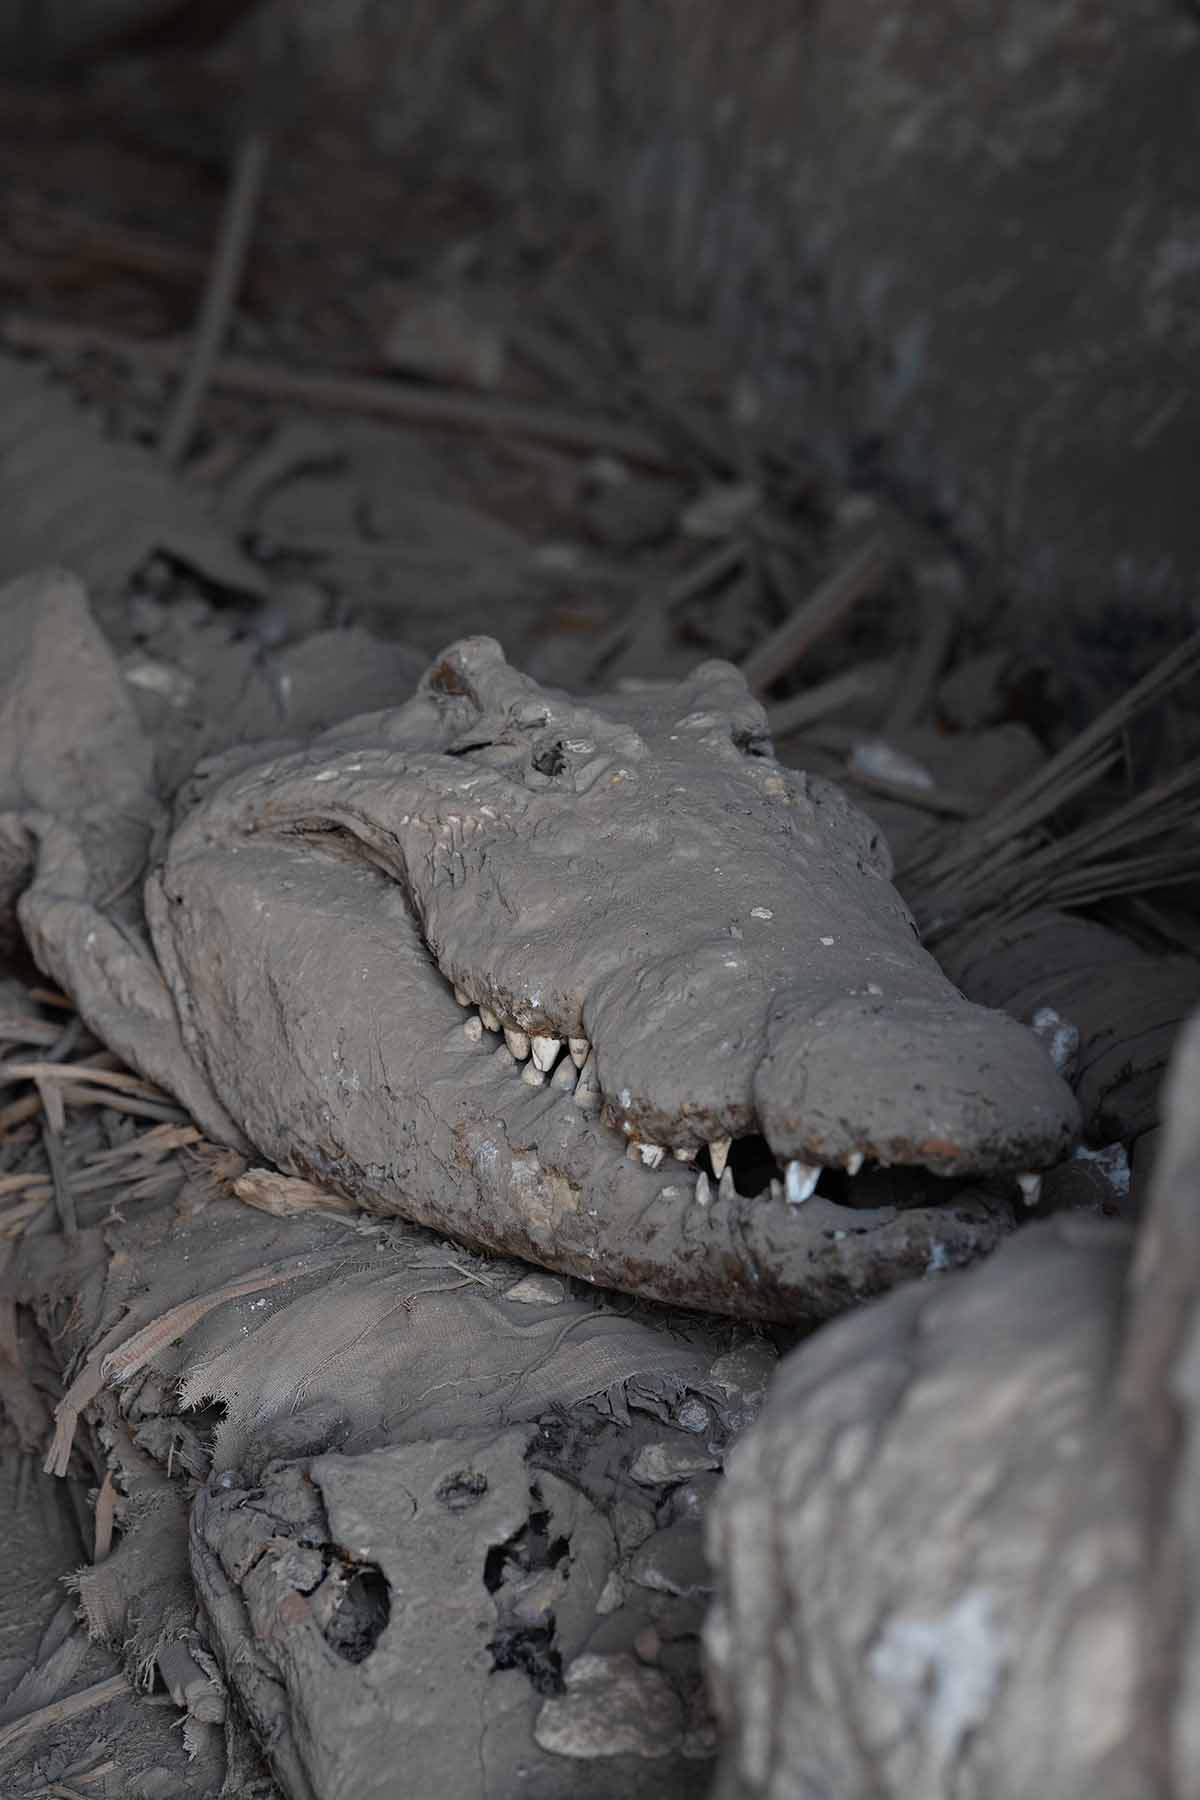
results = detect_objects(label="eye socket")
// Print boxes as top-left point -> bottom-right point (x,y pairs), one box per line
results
531,741 -> 567,778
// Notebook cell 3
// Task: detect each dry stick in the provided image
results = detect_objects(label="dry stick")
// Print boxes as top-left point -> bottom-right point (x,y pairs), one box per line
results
884,582 -> 957,734
92,1471 -> 116,1564
3,312 -> 674,469
160,131 -> 270,468
0,1674 -> 127,1759
55,1087 -> 189,1125
912,630 -> 1200,902
41,1120 -> 76,1240
0,1020 -> 62,1046
766,664 -> 891,739
0,1062 -> 167,1099
739,535 -> 892,694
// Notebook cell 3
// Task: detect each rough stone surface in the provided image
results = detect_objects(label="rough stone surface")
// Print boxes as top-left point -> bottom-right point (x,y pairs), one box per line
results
705,1010 -> 1200,1798
534,1653 -> 684,1761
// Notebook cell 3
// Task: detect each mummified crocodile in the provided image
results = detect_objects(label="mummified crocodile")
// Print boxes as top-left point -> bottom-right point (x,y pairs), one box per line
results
138,633 -> 1078,1320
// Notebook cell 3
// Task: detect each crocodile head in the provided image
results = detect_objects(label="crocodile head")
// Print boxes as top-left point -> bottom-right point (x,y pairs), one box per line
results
155,636 -> 1078,1229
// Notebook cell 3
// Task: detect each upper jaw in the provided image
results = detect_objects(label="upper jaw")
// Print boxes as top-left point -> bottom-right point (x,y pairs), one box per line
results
195,633 -> 1079,1185
388,637 -> 1080,1180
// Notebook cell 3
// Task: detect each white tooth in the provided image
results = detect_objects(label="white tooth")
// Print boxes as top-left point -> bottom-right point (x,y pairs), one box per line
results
769,1178 -> 784,1203
493,1044 -> 516,1072
572,1050 -> 601,1110
480,1004 -> 500,1032
785,1160 -> 821,1205
531,1034 -> 563,1073
695,1171 -> 712,1207
568,1037 -> 590,1068
637,1142 -> 666,1170
1017,1171 -> 1042,1207
673,1146 -> 697,1163
846,1151 -> 865,1176
521,1061 -> 546,1089
453,986 -> 471,1007
463,1015 -> 483,1043
552,1057 -> 578,1092
717,1168 -> 735,1203
504,1026 -> 530,1061
708,1136 -> 732,1180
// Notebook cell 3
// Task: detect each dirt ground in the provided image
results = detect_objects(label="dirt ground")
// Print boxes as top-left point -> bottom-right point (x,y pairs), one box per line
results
0,30 -> 1198,1800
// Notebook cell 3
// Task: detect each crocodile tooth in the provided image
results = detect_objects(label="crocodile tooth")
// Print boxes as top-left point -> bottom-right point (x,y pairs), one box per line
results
504,1026 -> 530,1061
769,1178 -> 784,1202
1017,1171 -> 1042,1207
453,986 -> 471,1007
672,1145 -> 697,1163
846,1151 -> 865,1176
695,1171 -> 713,1207
479,1004 -> 500,1032
531,1034 -> 563,1073
785,1160 -> 821,1205
572,1050 -> 601,1111
462,1015 -> 483,1043
708,1136 -> 732,1180
551,1057 -> 578,1092
521,1061 -> 546,1089
717,1168 -> 735,1204
568,1037 -> 590,1067
492,1044 -> 516,1073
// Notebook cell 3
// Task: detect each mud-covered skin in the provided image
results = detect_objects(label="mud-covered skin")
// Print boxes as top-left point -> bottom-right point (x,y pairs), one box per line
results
146,638 -> 1077,1319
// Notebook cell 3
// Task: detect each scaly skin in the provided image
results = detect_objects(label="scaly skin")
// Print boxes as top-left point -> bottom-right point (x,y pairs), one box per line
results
146,637 -> 1079,1319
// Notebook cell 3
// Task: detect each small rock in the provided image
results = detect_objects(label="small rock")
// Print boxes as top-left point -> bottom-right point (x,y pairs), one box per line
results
504,1272 -> 566,1305
1029,1005 -> 1081,1079
661,1476 -> 721,1526
1041,1142 -> 1133,1221
612,1500 -> 657,1553
534,1652 -> 683,1760
675,1397 -> 711,1434
709,1341 -> 779,1406
630,1442 -> 721,1487
595,1570 -> 626,1615
628,1522 -> 712,1599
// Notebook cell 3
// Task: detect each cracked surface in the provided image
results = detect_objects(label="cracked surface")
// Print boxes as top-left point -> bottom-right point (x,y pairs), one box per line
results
145,636 -> 1077,1319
